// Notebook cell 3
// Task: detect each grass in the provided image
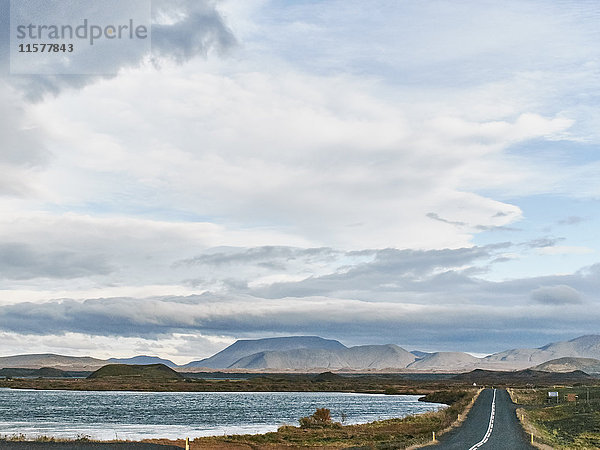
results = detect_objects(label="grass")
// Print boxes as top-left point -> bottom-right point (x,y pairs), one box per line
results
511,386 -> 600,449
2,433 -> 91,442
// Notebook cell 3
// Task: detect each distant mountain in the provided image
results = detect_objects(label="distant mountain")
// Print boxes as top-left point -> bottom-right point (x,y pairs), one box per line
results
533,357 -> 600,374
0,354 -> 105,370
0,354 -> 177,371
107,355 -> 178,368
184,336 -> 347,368
407,352 -> 480,371
229,344 -> 416,370
4,334 -> 600,373
485,335 -> 600,369
88,363 -> 183,380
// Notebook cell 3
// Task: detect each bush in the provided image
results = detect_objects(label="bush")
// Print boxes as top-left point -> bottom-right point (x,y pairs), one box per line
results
299,408 -> 336,428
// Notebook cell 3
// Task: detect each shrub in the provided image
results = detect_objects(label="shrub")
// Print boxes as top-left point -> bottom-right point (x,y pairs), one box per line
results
299,408 -> 335,428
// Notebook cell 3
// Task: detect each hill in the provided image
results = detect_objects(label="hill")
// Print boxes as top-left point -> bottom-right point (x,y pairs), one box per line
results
229,344 -> 416,370
453,368 -> 593,385
533,357 -> 600,374
88,364 -> 183,380
184,336 -> 346,368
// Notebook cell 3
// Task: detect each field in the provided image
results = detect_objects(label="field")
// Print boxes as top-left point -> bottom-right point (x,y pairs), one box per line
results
511,386 -> 600,449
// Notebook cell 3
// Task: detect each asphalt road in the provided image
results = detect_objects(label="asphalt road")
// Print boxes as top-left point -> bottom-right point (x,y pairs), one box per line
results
0,443 -> 180,449
423,388 -> 534,450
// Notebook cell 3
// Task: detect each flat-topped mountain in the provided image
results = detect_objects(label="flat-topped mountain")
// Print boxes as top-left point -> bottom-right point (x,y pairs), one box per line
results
184,336 -> 346,369
229,344 -> 416,370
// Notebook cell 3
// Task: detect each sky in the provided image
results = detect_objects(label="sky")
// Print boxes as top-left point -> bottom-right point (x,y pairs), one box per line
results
0,0 -> 599,364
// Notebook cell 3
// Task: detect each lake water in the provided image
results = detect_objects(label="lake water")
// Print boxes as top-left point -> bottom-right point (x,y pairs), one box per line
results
0,389 -> 445,440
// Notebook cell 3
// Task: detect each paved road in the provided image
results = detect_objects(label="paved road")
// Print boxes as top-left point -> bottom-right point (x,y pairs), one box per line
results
0,443 -> 180,449
423,388 -> 534,450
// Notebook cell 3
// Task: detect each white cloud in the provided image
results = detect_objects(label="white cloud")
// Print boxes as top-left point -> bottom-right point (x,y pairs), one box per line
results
530,285 -> 582,305
538,246 -> 595,256
27,65 -> 550,250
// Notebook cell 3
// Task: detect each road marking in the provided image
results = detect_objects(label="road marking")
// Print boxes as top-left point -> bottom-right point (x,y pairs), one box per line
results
468,388 -> 497,450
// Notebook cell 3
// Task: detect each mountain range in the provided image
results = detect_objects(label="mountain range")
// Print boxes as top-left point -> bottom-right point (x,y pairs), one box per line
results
2,335 -> 600,373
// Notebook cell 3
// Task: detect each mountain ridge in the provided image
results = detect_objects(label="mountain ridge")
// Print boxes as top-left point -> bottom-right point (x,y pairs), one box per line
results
2,334 -> 600,372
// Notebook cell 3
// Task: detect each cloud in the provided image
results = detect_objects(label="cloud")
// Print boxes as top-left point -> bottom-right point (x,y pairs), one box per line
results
530,285 -> 582,305
523,237 -> 565,248
0,244 -> 598,353
151,0 -> 236,62
537,246 -> 594,256
30,66 -> 545,249
0,83 -> 50,196
0,243 -> 112,280
177,246 -> 344,268
558,216 -> 586,226
2,0 -> 236,99
0,290 -> 596,353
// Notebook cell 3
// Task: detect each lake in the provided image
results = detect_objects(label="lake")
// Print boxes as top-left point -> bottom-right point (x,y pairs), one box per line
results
0,389 -> 445,440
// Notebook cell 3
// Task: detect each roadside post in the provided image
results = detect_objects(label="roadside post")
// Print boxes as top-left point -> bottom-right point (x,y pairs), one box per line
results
185,437 -> 189,450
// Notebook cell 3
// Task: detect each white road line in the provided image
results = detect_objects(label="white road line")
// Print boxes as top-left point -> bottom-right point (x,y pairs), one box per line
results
468,388 -> 497,450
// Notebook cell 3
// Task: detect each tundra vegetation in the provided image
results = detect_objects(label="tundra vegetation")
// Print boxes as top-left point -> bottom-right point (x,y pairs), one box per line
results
512,386 -> 600,449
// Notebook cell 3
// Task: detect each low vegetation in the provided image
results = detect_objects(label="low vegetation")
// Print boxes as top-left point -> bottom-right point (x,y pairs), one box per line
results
298,408 -> 340,429
512,386 -> 600,449
0,370 -> 463,393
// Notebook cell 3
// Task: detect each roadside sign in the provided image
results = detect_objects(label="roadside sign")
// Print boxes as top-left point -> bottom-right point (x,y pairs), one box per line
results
548,392 -> 558,397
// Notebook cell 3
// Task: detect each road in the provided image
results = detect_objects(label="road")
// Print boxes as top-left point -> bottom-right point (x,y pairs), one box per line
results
423,388 -> 534,450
